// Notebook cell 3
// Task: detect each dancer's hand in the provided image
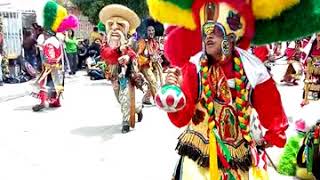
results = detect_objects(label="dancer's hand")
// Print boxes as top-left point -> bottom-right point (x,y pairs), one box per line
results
118,55 -> 130,65
165,68 -> 182,86
261,139 -> 273,149
120,45 -> 128,53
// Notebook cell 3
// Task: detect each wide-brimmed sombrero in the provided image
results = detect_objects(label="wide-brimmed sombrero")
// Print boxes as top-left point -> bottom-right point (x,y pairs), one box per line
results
99,4 -> 141,35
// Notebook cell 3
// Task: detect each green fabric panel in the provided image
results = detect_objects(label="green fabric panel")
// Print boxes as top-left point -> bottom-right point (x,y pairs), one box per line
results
253,0 -> 320,45
43,1 -> 58,31
163,0 -> 194,9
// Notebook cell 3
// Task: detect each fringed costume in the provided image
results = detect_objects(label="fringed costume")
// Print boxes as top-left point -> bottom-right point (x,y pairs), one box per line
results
100,4 -> 143,133
32,1 -> 78,112
148,0 -> 320,179
281,40 -> 309,85
302,33 -> 320,106
136,18 -> 165,105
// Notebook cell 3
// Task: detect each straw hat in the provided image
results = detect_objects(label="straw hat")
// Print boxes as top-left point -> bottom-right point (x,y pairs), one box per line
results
99,4 -> 140,35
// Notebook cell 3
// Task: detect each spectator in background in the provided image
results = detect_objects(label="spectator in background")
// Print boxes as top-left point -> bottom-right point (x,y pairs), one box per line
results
32,23 -> 44,71
89,27 -> 102,44
77,39 -> 89,70
23,30 -> 38,70
88,38 -> 102,57
65,29 -> 78,75
32,23 -> 43,39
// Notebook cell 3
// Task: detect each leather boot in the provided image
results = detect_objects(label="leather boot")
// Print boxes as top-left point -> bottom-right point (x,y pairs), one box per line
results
33,91 -> 47,112
122,121 -> 130,134
137,110 -> 143,122
32,104 -> 45,112
142,90 -> 152,105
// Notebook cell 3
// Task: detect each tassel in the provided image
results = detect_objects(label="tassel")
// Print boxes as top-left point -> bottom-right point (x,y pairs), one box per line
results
216,142 -> 231,168
227,170 -> 236,180
209,122 -> 219,180
214,130 -> 232,162
252,166 -> 269,180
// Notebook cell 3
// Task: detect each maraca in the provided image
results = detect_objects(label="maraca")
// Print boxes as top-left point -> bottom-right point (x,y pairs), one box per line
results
155,84 -> 186,112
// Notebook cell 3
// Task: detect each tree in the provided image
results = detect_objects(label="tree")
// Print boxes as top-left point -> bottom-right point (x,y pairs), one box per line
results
71,0 -> 149,25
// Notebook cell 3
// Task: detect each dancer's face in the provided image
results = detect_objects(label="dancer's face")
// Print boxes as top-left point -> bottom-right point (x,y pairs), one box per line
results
204,26 -> 224,60
147,26 -> 155,39
106,17 -> 129,48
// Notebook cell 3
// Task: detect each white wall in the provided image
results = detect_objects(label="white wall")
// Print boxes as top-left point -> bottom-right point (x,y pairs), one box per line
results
0,0 -> 47,25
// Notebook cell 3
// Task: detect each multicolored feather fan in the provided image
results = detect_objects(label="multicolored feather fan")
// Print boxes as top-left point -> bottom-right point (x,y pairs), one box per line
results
37,0 -> 79,33
147,0 -> 320,67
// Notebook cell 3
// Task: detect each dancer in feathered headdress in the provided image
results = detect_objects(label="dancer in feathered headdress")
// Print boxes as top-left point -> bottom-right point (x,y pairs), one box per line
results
149,0 -> 320,179
136,18 -> 164,105
32,0 -> 78,112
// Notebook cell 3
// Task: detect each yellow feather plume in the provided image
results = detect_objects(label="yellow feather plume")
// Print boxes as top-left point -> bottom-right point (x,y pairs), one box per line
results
52,5 -> 68,32
252,0 -> 300,19
147,0 -> 196,30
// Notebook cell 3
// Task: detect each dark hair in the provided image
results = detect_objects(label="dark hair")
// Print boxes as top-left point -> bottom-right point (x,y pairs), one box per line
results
69,29 -> 75,38
93,27 -> 98,32
24,30 -> 32,37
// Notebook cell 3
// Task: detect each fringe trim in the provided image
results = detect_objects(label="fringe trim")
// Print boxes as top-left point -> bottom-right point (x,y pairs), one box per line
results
226,141 -> 252,172
176,130 -> 252,171
176,130 -> 210,167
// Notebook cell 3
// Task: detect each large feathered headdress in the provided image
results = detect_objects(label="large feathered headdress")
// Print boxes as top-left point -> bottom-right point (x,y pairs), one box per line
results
136,18 -> 165,38
36,0 -> 79,33
147,0 -> 320,67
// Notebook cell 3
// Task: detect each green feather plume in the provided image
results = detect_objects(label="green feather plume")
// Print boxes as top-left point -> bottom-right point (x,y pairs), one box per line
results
277,134 -> 304,176
43,1 -> 58,31
164,0 -> 194,9
253,0 -> 320,45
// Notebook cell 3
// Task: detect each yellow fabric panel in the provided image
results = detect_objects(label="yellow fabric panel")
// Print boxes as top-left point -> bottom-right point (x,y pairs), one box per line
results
181,156 -> 249,180
147,0 -> 196,30
252,0 -> 300,20
209,123 -> 219,180
52,5 -> 68,32
181,156 -> 210,180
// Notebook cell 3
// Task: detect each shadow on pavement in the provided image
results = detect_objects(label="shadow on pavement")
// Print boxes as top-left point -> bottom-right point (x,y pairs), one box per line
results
13,105 -> 35,111
71,124 -> 122,141
14,106 -> 61,113
86,81 -> 111,87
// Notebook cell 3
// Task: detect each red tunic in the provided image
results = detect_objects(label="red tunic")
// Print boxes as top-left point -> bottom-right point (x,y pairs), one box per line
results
100,45 -> 136,65
167,59 -> 288,148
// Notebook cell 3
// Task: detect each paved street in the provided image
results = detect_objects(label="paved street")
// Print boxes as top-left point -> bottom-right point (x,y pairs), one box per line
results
0,66 -> 319,180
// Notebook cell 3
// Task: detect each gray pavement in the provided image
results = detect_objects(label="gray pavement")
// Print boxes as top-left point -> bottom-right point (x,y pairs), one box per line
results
0,67 -> 319,180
